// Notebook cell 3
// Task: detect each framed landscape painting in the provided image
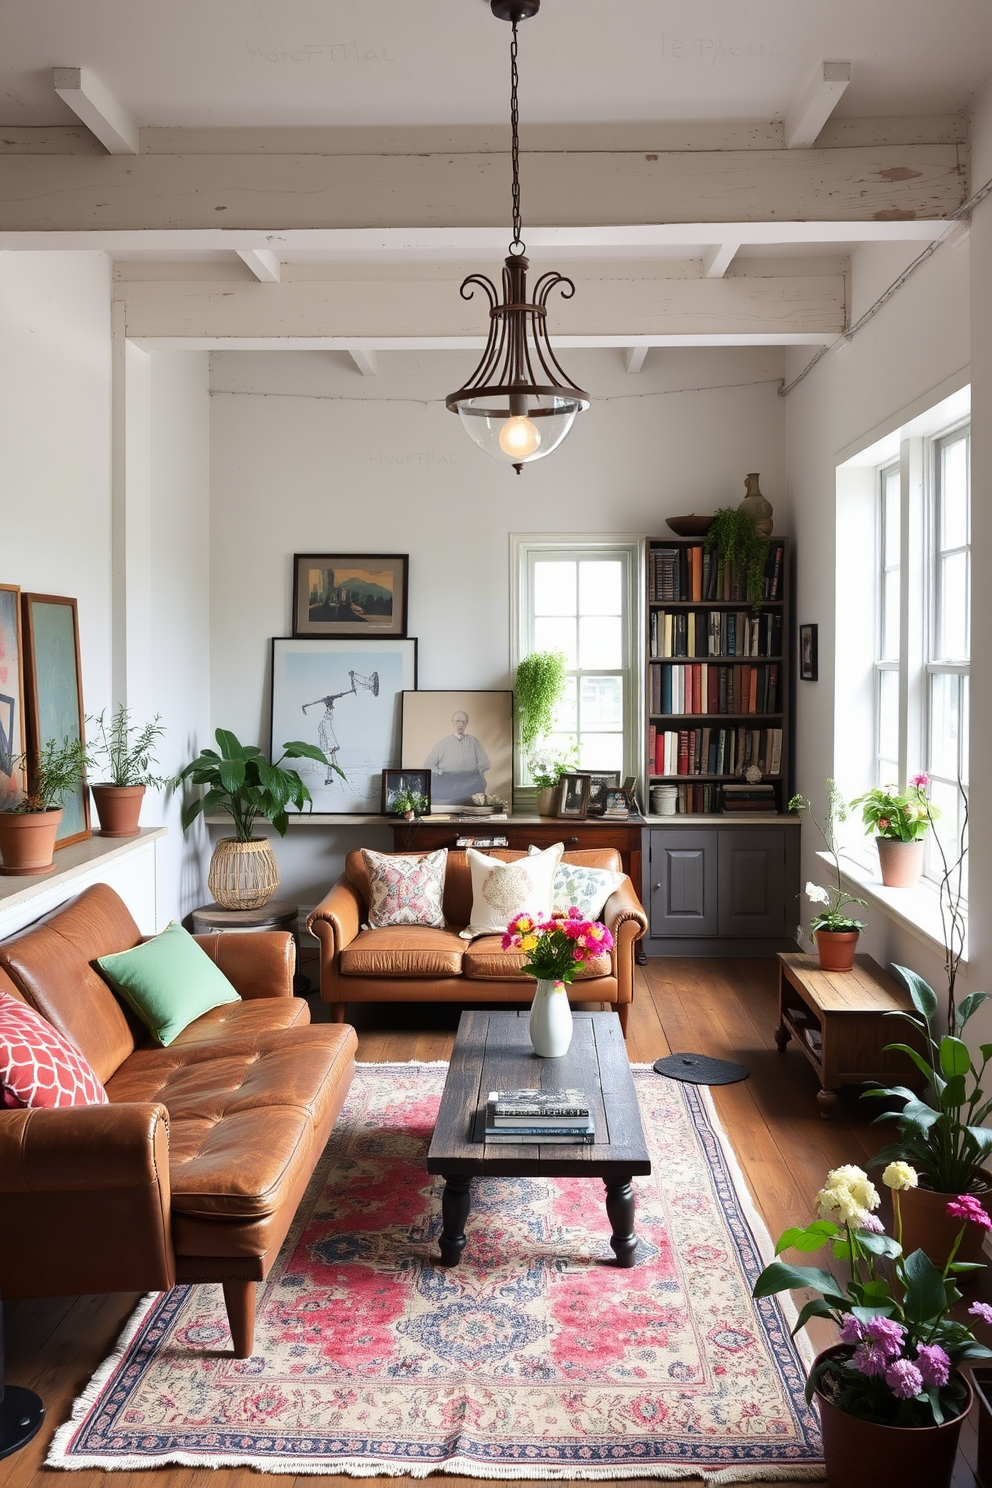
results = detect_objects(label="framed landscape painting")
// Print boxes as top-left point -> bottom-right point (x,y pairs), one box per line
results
271,636 -> 417,814
0,584 -> 25,810
400,691 -> 513,808
21,593 -> 90,846
292,554 -> 408,638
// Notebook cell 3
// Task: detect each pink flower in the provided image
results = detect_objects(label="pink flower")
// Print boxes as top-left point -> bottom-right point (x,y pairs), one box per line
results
858,1213 -> 885,1234
885,1358 -> 924,1400
840,1315 -> 864,1344
912,773 -> 929,788
851,1341 -> 889,1377
865,1316 -> 905,1357
915,1344 -> 951,1388
877,818 -> 890,832
969,1302 -> 992,1326
947,1195 -> 992,1230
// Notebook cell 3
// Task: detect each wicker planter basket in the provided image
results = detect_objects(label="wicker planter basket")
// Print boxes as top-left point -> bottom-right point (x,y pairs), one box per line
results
207,837 -> 280,909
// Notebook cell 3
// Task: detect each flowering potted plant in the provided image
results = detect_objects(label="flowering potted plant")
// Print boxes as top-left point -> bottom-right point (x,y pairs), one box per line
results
850,774 -> 938,887
502,910 -> 614,1057
754,1162 -> 992,1488
527,745 -> 577,817
790,781 -> 866,970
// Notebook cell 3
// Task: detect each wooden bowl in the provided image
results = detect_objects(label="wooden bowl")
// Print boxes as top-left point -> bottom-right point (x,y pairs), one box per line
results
666,514 -> 713,537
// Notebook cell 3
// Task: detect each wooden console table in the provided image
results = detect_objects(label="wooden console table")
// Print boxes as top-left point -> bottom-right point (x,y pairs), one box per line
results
775,952 -> 922,1119
390,813 -> 644,888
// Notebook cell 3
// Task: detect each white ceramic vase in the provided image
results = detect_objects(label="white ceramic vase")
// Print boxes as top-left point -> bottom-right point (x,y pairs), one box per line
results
528,979 -> 574,1057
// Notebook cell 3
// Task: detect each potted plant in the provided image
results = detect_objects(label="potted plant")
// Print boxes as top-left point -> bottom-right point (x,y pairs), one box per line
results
704,505 -> 771,612
849,774 -> 938,887
527,744 -> 577,817
85,704 -> 168,838
177,728 -> 337,909
386,784 -> 429,820
0,735 -> 88,875
753,1162 -> 992,1488
790,781 -> 867,970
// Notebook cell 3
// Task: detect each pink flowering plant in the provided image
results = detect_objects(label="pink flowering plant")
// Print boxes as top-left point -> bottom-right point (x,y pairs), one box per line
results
753,1163 -> 992,1427
501,911 -> 614,983
850,774 -> 939,842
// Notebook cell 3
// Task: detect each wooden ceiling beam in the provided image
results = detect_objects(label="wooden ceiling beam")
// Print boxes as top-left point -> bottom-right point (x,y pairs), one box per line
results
52,67 -> 139,155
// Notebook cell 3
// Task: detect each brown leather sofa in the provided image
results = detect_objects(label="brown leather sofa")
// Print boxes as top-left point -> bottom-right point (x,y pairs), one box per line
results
0,882 -> 357,1359
308,847 -> 647,1035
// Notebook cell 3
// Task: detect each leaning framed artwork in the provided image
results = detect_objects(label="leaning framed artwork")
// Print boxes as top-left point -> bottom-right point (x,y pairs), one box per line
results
557,772 -> 591,820
21,593 -> 90,846
292,554 -> 409,638
400,691 -> 513,808
0,584 -> 25,810
271,637 -> 417,814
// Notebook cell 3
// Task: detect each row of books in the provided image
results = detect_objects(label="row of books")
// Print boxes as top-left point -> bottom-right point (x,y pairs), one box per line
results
649,725 -> 783,778
648,661 -> 780,716
484,1088 -> 594,1145
649,608 -> 783,660
648,542 -> 784,604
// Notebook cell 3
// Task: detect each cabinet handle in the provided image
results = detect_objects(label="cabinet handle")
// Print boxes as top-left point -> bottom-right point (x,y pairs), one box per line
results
568,835 -> 580,844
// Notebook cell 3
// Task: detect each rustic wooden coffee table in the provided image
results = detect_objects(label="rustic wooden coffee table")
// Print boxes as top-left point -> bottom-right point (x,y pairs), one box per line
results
427,1009 -> 651,1268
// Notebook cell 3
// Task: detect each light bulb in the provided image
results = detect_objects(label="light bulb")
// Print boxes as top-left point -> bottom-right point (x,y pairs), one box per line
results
498,415 -> 541,459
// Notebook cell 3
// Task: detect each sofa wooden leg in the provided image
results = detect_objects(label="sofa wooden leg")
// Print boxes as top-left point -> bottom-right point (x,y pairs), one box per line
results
223,1279 -> 257,1359
617,1004 -> 630,1037
331,1002 -> 346,1023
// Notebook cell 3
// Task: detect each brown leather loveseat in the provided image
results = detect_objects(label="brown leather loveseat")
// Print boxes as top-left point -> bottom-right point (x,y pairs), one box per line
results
308,846 -> 647,1034
0,883 -> 357,1359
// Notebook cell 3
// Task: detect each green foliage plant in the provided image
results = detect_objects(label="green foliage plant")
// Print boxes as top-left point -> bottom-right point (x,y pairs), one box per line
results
704,506 -> 771,613
515,651 -> 567,751
527,743 -> 577,791
177,728 -> 339,840
850,774 -> 938,842
6,736 -> 88,813
387,785 -> 429,817
790,781 -> 867,935
86,704 -> 168,788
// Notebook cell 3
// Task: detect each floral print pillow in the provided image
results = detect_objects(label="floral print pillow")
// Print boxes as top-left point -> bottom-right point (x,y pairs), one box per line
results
527,852 -> 626,919
361,848 -> 448,929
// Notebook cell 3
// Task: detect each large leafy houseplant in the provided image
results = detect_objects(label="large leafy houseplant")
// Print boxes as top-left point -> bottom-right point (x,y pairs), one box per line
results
178,728 -> 337,838
704,506 -> 770,612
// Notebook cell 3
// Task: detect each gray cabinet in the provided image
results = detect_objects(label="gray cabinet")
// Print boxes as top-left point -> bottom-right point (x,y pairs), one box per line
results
649,828 -> 719,937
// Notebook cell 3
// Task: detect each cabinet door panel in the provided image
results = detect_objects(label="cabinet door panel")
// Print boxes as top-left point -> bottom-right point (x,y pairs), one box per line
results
718,828 -> 786,937
649,828 -> 718,937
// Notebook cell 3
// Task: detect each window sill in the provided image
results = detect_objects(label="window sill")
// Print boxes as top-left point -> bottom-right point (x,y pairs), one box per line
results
815,849 -> 967,968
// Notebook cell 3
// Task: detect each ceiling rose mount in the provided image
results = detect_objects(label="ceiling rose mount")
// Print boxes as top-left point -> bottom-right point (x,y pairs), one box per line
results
446,0 -> 589,473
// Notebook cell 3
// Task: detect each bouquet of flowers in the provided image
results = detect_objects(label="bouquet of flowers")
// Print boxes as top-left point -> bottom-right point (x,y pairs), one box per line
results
753,1162 -> 992,1427
502,910 -> 614,982
850,774 -> 938,842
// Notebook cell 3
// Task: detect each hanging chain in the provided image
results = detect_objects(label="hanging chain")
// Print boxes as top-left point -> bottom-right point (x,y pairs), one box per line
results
508,17 -> 525,254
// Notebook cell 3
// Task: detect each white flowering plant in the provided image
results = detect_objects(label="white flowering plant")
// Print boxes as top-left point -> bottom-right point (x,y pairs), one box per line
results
753,1163 -> 992,1427
790,781 -> 866,935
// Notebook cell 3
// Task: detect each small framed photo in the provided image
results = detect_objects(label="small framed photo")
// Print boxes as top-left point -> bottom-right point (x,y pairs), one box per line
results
622,775 -> 640,813
603,787 -> 632,819
557,772 -> 591,819
799,623 -> 818,681
381,768 -> 431,817
292,554 -> 408,638
585,770 -> 621,817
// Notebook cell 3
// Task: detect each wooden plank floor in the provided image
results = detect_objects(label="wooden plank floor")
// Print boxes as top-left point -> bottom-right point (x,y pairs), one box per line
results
2,958 -> 985,1487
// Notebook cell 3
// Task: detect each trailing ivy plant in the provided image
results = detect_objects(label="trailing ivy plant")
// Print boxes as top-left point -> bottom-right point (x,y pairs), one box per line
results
514,651 -> 567,751
705,506 -> 770,612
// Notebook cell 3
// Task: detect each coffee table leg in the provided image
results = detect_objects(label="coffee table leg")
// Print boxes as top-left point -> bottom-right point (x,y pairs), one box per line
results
438,1176 -> 472,1266
604,1177 -> 638,1267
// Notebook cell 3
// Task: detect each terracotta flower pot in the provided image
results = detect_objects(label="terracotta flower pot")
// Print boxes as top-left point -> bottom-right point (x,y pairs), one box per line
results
814,928 -> 860,972
0,808 -> 62,875
90,783 -> 146,838
207,837 -> 280,910
877,836 -> 925,888
812,1344 -> 971,1488
896,1173 -> 992,1268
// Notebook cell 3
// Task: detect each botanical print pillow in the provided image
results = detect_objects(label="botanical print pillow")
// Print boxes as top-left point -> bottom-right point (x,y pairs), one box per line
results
361,848 -> 448,929
546,858 -> 626,920
460,842 -> 563,939
0,989 -> 109,1108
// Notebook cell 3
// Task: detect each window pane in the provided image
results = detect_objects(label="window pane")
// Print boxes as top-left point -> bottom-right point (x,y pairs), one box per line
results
579,560 -> 621,616
929,672 -> 960,781
924,777 -> 966,890
577,733 -> 624,771
937,552 -> 969,660
553,675 -> 577,731
940,438 -> 969,550
877,670 -> 899,767
543,731 -> 577,765
579,615 -> 621,669
534,562 -> 576,616
883,470 -> 900,566
881,570 -> 900,661
579,675 -> 623,729
534,616 -> 577,667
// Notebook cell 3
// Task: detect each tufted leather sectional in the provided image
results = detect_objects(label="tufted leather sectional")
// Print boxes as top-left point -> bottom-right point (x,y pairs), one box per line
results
0,882 -> 357,1359
307,847 -> 648,1035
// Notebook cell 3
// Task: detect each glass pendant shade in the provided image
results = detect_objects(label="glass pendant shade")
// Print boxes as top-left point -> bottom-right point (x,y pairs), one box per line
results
456,392 -> 583,467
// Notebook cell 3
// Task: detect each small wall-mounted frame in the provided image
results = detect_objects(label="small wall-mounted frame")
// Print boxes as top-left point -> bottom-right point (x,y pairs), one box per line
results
799,623 -> 818,681
381,768 -> 431,817
292,553 -> 409,638
585,770 -> 621,817
557,772 -> 591,820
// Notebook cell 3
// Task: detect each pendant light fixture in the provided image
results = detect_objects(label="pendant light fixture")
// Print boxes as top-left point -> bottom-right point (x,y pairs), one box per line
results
446,0 -> 589,474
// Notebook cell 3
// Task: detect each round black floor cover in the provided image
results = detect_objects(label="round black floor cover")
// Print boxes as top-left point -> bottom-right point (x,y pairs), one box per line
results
653,1053 -> 749,1085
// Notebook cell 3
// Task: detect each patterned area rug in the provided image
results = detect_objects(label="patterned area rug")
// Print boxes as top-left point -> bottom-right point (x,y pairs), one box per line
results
49,1062 -> 824,1483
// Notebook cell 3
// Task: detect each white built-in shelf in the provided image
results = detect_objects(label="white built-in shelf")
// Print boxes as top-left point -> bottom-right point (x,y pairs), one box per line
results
0,826 -> 167,913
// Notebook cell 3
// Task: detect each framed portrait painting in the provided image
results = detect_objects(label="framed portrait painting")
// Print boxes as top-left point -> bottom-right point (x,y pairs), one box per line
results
400,691 -> 513,808
271,637 -> 417,814
21,593 -> 90,846
0,584 -> 25,810
292,554 -> 408,638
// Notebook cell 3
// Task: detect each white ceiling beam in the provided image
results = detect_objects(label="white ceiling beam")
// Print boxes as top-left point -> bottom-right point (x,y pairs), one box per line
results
52,67 -> 138,155
623,346 -> 649,375
236,247 -> 281,282
702,241 -> 740,278
348,348 -> 379,376
784,62 -> 853,149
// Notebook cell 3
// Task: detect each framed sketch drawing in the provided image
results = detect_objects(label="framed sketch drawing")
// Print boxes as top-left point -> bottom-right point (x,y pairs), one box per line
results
271,637 -> 417,814
292,554 -> 408,638
400,691 -> 513,807
0,584 -> 25,810
21,593 -> 90,846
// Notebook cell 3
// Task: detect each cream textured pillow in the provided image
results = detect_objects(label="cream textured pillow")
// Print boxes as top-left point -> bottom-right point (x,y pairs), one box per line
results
459,842 -> 563,940
361,848 -> 448,929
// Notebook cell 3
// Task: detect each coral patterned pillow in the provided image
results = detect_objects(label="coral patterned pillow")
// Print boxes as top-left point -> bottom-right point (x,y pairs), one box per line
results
0,989 -> 109,1108
360,848 -> 448,929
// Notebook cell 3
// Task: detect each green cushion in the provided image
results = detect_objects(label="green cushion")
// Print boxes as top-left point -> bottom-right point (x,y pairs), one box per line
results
97,921 -> 241,1046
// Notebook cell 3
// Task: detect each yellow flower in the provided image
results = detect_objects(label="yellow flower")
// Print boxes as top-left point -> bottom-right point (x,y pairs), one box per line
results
816,1165 -> 880,1226
882,1161 -> 919,1191
519,934 -> 538,952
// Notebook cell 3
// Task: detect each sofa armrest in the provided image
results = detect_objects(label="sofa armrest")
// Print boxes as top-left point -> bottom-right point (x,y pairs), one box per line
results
602,878 -> 648,1012
193,930 -> 295,998
307,880 -> 363,1004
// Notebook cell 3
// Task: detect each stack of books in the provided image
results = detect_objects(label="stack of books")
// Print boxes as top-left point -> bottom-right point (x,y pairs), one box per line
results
484,1088 -> 595,1144
721,782 -> 777,813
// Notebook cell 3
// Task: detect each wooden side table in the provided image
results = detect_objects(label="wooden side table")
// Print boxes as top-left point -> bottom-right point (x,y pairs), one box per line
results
775,951 -> 921,1119
191,899 -> 310,992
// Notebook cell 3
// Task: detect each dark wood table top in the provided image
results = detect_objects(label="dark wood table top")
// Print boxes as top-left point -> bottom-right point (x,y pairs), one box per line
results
427,1009 -> 651,1179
